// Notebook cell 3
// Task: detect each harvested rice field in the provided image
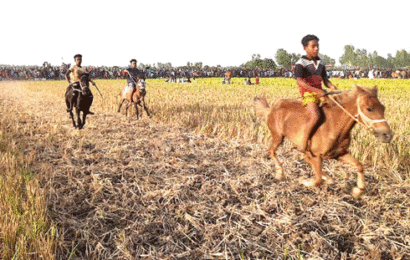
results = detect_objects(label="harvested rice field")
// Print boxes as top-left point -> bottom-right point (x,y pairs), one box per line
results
0,78 -> 409,259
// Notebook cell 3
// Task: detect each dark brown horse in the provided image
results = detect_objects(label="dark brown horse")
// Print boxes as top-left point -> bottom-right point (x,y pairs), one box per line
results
65,74 -> 94,129
118,79 -> 151,119
254,86 -> 394,197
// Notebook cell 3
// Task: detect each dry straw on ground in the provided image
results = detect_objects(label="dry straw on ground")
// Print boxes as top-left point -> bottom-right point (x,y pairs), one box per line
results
0,79 -> 409,259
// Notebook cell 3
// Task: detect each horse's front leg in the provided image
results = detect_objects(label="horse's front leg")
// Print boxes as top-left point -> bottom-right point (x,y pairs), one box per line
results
141,96 -> 151,118
118,99 -> 125,113
338,153 -> 364,198
75,107 -> 82,129
135,101 -> 139,119
80,111 -> 88,129
69,111 -> 76,128
125,101 -> 130,117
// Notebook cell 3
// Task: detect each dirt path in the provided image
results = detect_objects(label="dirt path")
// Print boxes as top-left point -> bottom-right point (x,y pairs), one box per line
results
1,82 -> 409,259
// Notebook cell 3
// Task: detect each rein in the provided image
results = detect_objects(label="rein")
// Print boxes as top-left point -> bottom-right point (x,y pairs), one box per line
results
91,81 -> 104,100
70,79 -> 103,100
70,81 -> 82,92
126,71 -> 145,90
127,71 -> 139,85
326,93 -> 387,131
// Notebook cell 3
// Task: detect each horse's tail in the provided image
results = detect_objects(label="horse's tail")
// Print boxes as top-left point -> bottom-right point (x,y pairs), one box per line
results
253,96 -> 271,122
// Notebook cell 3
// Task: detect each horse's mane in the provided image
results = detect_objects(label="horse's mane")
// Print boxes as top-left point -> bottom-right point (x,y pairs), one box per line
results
324,86 -> 377,108
324,89 -> 356,108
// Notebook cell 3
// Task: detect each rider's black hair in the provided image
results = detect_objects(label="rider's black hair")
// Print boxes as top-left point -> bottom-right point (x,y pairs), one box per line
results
301,35 -> 319,47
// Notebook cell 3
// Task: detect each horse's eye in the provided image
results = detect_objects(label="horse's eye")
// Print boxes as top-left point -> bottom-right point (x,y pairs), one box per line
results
367,108 -> 373,112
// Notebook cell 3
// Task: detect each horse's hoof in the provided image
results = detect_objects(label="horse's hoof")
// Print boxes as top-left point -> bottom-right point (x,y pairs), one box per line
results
274,166 -> 284,180
322,175 -> 334,185
352,187 -> 364,198
301,179 -> 315,187
299,178 -> 322,187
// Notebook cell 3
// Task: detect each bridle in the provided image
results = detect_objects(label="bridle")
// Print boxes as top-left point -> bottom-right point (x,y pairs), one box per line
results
127,71 -> 145,90
138,80 -> 146,90
80,79 -> 89,91
356,104 -> 387,130
70,81 -> 83,92
326,93 -> 387,131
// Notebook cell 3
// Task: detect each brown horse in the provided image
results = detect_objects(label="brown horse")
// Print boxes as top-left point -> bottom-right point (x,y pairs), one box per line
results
118,79 -> 151,119
254,86 -> 394,197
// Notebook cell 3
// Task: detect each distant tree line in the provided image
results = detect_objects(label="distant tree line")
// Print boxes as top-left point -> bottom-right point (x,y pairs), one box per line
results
339,45 -> 410,69
238,45 -> 410,70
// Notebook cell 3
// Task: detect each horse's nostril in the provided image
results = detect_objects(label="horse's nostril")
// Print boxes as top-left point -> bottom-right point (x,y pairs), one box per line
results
381,132 -> 394,142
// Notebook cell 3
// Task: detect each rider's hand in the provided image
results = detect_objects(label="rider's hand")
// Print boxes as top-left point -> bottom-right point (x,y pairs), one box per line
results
330,85 -> 338,91
317,89 -> 326,97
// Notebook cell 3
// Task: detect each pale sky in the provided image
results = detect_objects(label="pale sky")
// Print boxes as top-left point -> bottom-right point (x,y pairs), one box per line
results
1,0 -> 409,67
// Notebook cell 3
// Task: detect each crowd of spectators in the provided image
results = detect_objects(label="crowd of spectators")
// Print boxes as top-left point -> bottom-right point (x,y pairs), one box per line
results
0,64 -> 293,81
1,62 -> 409,81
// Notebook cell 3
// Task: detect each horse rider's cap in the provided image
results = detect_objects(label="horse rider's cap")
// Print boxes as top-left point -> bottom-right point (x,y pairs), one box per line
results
74,54 -> 82,59
130,59 -> 137,63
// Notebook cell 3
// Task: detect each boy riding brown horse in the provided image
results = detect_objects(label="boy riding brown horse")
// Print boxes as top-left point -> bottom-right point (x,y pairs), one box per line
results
253,35 -> 394,197
122,59 -> 140,102
118,78 -> 151,119
254,86 -> 393,197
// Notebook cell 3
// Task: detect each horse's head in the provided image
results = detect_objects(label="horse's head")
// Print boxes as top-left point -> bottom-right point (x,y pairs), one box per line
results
80,74 -> 91,95
355,85 -> 394,143
137,79 -> 146,90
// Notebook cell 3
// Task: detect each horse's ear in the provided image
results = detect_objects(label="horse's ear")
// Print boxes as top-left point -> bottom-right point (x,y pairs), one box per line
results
354,85 -> 364,93
372,85 -> 378,96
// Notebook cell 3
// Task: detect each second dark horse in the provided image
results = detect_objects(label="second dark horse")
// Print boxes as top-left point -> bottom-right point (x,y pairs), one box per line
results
65,74 -> 94,129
